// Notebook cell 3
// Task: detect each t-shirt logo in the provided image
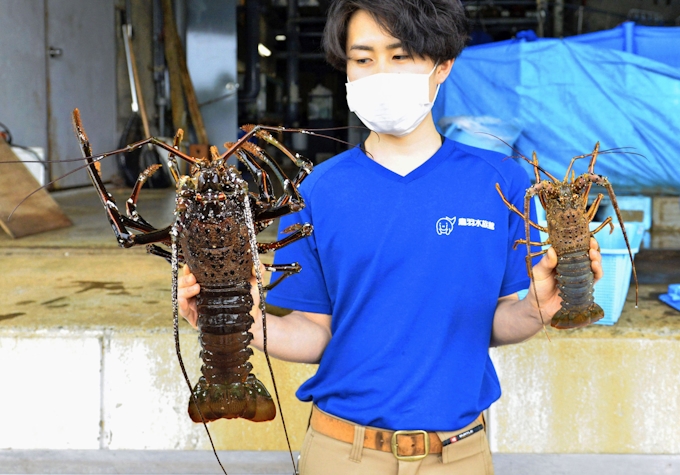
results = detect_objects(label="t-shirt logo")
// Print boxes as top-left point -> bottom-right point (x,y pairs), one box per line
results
436,217 -> 456,235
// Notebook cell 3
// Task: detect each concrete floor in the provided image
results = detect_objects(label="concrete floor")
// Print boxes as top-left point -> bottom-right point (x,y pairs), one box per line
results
1,186 -> 680,474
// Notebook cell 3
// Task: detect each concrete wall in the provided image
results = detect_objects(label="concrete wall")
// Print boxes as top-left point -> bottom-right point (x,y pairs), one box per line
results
0,328 -> 317,450
490,335 -> 680,453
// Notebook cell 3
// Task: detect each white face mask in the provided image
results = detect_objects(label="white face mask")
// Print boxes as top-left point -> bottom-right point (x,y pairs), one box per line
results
346,64 -> 440,137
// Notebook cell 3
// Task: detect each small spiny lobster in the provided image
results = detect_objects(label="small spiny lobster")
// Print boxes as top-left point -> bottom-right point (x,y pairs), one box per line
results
496,142 -> 639,330
70,108 -> 316,474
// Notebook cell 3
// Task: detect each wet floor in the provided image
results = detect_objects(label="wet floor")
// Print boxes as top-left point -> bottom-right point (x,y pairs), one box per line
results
2,185 -> 678,314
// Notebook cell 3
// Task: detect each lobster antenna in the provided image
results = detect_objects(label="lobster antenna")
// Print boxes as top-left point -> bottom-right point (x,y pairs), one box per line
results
602,183 -> 639,308
564,142 -> 600,180
523,195 -> 551,342
6,153 -> 108,220
170,225 -> 229,475
243,124 -> 359,150
0,156 -> 112,164
243,195 -> 297,474
6,132 -> 205,220
598,147 -> 646,159
561,144 -> 647,183
475,132 -> 560,182
529,152 -> 559,182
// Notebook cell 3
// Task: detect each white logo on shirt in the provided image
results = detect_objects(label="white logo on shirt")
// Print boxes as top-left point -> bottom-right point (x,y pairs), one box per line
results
458,218 -> 495,230
436,217 -> 456,235
436,216 -> 496,234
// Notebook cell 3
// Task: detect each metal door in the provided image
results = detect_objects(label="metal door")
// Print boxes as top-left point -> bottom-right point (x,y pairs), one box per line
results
0,0 -> 48,163
46,0 -> 117,188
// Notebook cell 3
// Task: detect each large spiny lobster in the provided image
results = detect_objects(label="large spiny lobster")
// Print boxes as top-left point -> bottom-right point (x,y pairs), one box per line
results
70,108 -> 314,473
496,142 -> 638,330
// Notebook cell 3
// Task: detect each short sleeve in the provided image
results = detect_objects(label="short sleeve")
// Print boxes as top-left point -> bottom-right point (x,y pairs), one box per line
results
264,187 -> 333,314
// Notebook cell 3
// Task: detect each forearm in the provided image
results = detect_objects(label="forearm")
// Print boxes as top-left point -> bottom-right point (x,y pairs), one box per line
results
490,294 -> 548,347
249,309 -> 332,364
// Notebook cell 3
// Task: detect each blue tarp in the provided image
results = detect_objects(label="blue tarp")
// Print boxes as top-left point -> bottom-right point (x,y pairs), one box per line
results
564,22 -> 680,70
433,23 -> 680,193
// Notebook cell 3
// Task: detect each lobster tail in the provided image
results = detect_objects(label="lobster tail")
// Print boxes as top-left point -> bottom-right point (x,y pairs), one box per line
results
187,284 -> 276,423
188,374 -> 276,423
551,303 -> 603,329
177,206 -> 278,423
551,250 -> 604,329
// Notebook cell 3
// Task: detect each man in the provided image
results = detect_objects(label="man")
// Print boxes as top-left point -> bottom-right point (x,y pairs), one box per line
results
180,1 -> 603,473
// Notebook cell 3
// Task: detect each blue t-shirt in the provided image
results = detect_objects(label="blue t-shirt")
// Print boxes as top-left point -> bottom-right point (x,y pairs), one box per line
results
266,138 -> 538,431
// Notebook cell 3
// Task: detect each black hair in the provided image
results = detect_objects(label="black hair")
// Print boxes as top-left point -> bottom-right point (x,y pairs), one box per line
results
322,0 -> 471,71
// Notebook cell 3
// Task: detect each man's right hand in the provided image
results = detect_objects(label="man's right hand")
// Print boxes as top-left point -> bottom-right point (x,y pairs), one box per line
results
178,265 -> 200,329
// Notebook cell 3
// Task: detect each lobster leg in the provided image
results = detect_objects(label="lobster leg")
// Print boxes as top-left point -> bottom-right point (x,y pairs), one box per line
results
255,203 -> 313,223
495,184 -> 547,232
73,109 -> 167,248
73,109 -> 191,249
234,128 -> 314,208
512,238 -> 550,250
586,193 -> 604,222
590,216 -> 614,236
164,129 -> 183,183
586,194 -> 615,236
126,164 -> 164,228
264,264 -> 302,291
234,149 -> 275,204
223,132 -> 301,200
240,141 -> 307,212
146,242 -> 185,264
230,139 -> 311,217
257,223 -> 314,254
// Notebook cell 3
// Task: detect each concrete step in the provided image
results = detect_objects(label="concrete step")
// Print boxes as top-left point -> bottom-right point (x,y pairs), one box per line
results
1,450 -> 679,474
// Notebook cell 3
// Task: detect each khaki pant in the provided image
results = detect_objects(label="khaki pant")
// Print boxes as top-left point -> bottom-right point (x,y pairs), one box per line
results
298,410 -> 494,475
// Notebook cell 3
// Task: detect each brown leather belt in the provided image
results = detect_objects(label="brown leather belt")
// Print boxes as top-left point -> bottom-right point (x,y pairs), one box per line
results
310,405 -> 483,461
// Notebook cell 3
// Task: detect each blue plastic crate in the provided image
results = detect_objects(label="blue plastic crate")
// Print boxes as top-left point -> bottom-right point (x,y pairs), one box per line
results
592,221 -> 644,325
599,195 -> 652,231
535,221 -> 644,326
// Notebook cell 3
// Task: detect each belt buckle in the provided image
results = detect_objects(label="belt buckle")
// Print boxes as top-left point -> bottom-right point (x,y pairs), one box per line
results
391,429 -> 430,461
